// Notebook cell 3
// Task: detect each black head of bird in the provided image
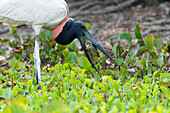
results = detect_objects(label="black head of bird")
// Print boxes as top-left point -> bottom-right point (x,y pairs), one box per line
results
55,19 -> 114,72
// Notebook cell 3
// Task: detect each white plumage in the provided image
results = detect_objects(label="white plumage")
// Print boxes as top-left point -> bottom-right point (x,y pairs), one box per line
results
0,0 -> 69,89
0,0 -> 68,30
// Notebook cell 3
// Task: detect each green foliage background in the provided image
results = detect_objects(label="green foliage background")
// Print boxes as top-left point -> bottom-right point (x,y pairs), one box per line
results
0,25 -> 169,113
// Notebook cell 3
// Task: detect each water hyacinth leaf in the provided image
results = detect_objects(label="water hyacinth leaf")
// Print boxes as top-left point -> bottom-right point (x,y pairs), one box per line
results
100,107 -> 107,113
138,40 -> 145,46
17,61 -> 25,69
157,54 -> 163,67
69,90 -> 75,101
8,58 -> 18,67
160,86 -> 167,94
116,33 -> 121,41
129,44 -> 139,59
41,100 -> 70,113
149,49 -> 157,57
101,56 -> 106,66
78,56 -> 91,70
6,50 -> 11,58
121,51 -> 128,58
49,48 -> 55,56
144,52 -> 149,68
115,57 -> 123,66
123,85 -> 129,93
12,26 -> 21,45
153,70 -> 160,77
59,49 -> 69,60
26,79 -> 33,86
128,58 -> 135,67
93,85 -> 100,93
153,85 -> 159,96
154,38 -> 163,50
85,22 -> 90,30
160,73 -> 168,78
66,52 -> 77,64
40,30 -> 52,41
135,24 -> 142,39
14,53 -> 22,60
8,100 -> 30,113
44,39 -> 50,51
112,42 -> 119,58
121,33 -> 132,43
144,36 -> 155,50
57,44 -> 67,51
157,106 -> 163,113
1,49 -> 6,56
4,88 -> 13,100
94,73 -> 100,81
71,72 -> 76,81
111,80 -> 120,94
118,46 -> 125,57
68,39 -> 78,51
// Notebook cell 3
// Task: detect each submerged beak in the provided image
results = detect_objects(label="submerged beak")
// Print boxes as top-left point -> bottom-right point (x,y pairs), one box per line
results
77,26 -> 114,72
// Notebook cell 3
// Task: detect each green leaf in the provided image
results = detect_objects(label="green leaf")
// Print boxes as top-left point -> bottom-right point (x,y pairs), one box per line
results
153,84 -> 158,96
94,73 -> 100,81
115,58 -> 123,66
49,48 -> 55,56
111,80 -> 120,94
128,58 -> 135,67
153,70 -> 160,77
44,39 -> 50,51
116,33 -> 121,41
160,86 -> 167,94
149,49 -> 157,57
120,67 -> 128,77
135,24 -> 142,39
40,30 -> 52,41
121,33 -> 132,43
144,36 -> 155,50
123,85 -> 129,93
66,52 -> 77,64
157,106 -> 163,113
85,22 -> 90,30
14,53 -> 22,60
8,58 -> 18,67
59,49 -> 69,59
69,90 -> 75,100
112,42 -> 119,58
41,100 -> 70,113
129,44 -> 139,59
157,54 -> 163,67
68,39 -> 78,51
154,38 -> 163,50
78,56 -> 91,70
4,88 -> 13,100
71,72 -> 76,81
12,27 -> 21,45
57,44 -> 67,51
17,61 -> 25,69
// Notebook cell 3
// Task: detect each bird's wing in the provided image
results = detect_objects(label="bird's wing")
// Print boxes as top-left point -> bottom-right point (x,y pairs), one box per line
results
0,0 -> 68,29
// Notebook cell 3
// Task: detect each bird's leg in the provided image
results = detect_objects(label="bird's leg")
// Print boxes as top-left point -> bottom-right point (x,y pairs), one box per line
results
33,35 -> 41,89
33,25 -> 42,89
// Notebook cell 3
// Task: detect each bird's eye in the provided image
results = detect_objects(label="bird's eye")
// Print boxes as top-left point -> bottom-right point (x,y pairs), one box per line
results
81,25 -> 85,28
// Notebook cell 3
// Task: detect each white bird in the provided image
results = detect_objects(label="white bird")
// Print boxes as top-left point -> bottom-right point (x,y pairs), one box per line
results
0,0 -> 114,89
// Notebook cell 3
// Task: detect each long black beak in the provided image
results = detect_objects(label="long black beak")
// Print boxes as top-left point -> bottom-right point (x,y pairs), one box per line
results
78,26 -> 114,72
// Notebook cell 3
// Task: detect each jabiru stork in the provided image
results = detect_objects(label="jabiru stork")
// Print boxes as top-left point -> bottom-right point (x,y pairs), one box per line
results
0,0 -> 114,89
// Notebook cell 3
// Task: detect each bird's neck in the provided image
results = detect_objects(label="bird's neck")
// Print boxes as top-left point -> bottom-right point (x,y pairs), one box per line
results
52,15 -> 69,39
